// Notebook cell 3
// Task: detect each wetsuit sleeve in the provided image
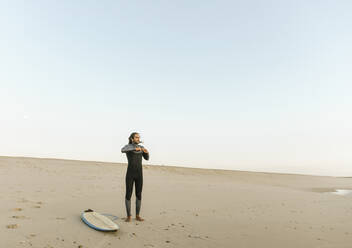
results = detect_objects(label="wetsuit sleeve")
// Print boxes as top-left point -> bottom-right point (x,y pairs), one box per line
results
142,151 -> 149,160
121,144 -> 136,153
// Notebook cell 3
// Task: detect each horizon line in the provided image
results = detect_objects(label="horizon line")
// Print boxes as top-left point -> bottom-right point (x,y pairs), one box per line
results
0,155 -> 345,178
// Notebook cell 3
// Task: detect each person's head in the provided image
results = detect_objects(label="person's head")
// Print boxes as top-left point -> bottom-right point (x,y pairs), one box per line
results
128,132 -> 140,144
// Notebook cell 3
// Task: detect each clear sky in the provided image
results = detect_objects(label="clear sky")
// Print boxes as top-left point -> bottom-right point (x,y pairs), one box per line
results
1,1 -> 351,176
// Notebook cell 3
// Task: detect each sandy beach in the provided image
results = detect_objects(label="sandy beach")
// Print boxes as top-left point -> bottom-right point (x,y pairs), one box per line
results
1,156 -> 352,248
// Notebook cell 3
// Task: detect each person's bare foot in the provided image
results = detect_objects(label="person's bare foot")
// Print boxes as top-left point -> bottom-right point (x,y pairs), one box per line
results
136,215 -> 144,221
125,216 -> 132,222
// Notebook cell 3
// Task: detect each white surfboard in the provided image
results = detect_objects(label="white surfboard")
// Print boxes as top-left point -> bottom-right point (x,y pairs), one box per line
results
81,209 -> 119,232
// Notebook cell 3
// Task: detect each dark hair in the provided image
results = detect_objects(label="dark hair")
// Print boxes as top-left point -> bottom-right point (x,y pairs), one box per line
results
128,132 -> 139,144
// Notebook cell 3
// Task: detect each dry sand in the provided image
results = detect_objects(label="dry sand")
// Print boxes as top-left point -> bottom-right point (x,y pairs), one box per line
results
1,156 -> 352,248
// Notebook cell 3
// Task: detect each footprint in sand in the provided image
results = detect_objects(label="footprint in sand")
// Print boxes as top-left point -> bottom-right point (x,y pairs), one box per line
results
56,217 -> 66,220
12,208 -> 23,211
6,224 -> 19,229
188,234 -> 207,240
32,205 -> 41,208
11,216 -> 29,219
24,234 -> 37,240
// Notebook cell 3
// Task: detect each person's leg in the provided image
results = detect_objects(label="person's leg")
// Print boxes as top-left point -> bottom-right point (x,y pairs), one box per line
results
125,174 -> 134,221
135,174 -> 144,221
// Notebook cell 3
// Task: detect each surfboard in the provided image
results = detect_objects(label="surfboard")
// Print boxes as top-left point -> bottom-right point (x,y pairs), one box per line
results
81,209 -> 119,232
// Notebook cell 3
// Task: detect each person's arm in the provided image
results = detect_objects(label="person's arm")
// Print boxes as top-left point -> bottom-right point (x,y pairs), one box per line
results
121,144 -> 136,153
142,149 -> 149,160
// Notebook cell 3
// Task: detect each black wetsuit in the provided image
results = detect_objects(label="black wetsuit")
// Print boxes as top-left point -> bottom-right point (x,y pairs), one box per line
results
121,143 -> 149,216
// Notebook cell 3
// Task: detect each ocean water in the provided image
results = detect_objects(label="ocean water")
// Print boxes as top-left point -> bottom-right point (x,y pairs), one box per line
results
328,189 -> 352,196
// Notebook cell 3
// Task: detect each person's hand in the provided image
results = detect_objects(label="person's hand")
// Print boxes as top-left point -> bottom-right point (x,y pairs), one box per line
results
135,147 -> 142,151
142,148 -> 148,153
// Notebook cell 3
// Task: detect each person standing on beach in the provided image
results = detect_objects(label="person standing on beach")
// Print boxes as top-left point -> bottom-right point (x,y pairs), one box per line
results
121,132 -> 149,222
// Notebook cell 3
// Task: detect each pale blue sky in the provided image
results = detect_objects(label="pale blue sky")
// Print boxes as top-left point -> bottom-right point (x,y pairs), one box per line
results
1,1 -> 351,176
